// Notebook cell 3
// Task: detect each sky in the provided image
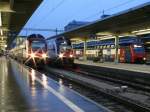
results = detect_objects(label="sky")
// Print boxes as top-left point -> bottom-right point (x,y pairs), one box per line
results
20,0 -> 150,38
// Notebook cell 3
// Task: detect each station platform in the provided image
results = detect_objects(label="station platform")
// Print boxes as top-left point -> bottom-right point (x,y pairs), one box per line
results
0,57 -> 111,112
75,60 -> 150,74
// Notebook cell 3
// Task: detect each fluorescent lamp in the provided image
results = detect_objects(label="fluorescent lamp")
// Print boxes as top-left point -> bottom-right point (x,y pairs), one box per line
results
132,28 -> 150,33
135,31 -> 150,35
1,36 -> 3,40
0,12 -> 2,36
145,42 -> 150,44
0,29 -> 3,35
99,35 -> 115,40
0,12 -> 2,26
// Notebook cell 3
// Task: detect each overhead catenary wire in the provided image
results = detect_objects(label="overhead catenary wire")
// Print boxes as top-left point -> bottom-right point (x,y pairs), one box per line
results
22,27 -> 64,36
24,0 -> 138,36
23,28 -> 64,32
33,0 -> 67,28
81,0 -> 136,21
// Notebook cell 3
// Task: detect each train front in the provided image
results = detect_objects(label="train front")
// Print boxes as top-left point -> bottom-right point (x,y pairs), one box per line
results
27,35 -> 48,66
58,43 -> 74,65
132,44 -> 146,63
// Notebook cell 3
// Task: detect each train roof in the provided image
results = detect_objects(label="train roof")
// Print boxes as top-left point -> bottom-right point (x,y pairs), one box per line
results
27,34 -> 45,41
73,36 -> 142,48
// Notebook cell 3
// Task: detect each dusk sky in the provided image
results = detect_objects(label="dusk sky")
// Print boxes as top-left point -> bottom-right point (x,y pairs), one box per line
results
20,0 -> 150,38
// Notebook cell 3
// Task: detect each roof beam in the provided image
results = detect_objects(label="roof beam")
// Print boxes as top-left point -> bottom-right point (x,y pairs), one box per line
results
0,1 -> 14,12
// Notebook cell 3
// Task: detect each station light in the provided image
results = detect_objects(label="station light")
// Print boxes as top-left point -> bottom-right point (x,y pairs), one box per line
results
0,12 -> 3,37
145,42 -> 150,44
135,31 -> 150,35
0,29 -> 3,35
0,12 -> 2,26
99,35 -> 115,40
132,28 -> 150,35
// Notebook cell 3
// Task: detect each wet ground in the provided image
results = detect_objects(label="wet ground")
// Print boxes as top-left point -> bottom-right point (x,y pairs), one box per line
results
0,57 -> 109,112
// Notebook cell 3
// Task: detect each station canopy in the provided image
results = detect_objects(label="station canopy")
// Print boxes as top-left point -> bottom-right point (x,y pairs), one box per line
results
0,0 -> 42,48
50,2 -> 150,40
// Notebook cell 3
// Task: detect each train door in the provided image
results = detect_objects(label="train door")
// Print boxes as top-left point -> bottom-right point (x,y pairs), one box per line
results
47,39 -> 57,58
124,46 -> 131,63
119,47 -> 125,63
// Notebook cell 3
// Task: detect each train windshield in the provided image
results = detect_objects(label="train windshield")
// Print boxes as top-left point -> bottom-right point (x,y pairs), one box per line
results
133,44 -> 145,53
31,41 -> 46,49
60,44 -> 72,51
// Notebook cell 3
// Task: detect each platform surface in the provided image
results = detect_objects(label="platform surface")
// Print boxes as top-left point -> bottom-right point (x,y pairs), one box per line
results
0,57 -> 111,112
75,60 -> 150,74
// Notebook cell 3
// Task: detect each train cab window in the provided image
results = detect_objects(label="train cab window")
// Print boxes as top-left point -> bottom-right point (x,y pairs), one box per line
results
60,44 -> 72,51
31,41 -> 46,49
133,44 -> 145,53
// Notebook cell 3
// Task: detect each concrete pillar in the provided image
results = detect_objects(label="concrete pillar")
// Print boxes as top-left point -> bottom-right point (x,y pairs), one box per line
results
115,35 -> 119,63
83,38 -> 87,61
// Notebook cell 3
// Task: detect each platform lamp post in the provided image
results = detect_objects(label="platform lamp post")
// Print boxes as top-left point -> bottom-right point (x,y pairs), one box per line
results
114,35 -> 119,64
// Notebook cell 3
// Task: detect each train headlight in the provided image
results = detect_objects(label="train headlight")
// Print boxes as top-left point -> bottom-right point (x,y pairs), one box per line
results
30,53 -> 35,58
143,57 -> 146,61
42,53 -> 47,58
59,53 -> 63,58
70,54 -> 73,58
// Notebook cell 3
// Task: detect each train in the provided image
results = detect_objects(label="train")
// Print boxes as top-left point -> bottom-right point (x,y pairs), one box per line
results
9,33 -> 149,65
73,36 -> 146,63
9,34 -> 74,67
9,34 -> 48,67
142,35 -> 150,64
46,36 -> 74,66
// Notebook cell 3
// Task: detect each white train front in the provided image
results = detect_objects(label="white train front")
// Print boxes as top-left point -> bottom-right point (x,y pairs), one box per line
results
46,36 -> 74,66
10,34 -> 48,67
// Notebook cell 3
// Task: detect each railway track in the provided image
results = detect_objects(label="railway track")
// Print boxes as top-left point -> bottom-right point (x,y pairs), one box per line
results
71,67 -> 150,92
44,66 -> 150,112
77,64 -> 150,87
